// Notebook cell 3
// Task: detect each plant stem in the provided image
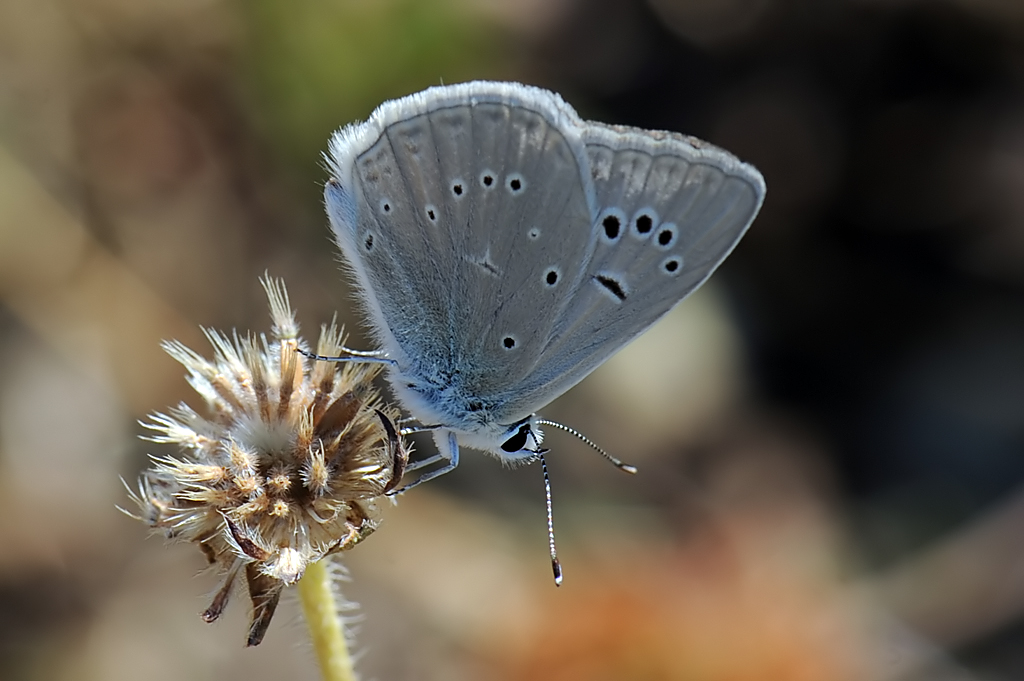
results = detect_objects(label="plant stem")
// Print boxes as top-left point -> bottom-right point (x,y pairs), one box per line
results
297,559 -> 357,681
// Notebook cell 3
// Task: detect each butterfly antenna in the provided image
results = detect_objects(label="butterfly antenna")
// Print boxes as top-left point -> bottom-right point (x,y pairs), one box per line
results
536,419 -> 638,474
538,450 -> 563,586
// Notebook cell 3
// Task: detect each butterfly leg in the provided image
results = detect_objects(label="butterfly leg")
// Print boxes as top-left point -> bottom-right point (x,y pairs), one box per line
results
296,346 -> 396,366
386,431 -> 459,496
404,453 -> 445,472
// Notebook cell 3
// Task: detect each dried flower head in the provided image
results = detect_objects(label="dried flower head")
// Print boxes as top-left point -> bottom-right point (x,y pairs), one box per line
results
124,277 -> 408,646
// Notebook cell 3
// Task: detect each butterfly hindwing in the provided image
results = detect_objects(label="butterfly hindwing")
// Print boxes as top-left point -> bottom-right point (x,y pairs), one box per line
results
499,125 -> 764,419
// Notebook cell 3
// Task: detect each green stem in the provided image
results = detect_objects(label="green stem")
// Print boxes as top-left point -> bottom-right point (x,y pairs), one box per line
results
297,559 -> 357,681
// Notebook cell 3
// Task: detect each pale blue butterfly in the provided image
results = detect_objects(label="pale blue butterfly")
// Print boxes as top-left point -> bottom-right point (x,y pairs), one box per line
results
313,81 -> 765,581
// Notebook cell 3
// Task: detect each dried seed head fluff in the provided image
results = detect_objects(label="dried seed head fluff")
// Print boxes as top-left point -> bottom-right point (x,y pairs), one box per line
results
125,277 -> 408,646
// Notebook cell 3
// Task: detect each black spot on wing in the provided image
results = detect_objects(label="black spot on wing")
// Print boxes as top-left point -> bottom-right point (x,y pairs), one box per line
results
594,274 -> 627,301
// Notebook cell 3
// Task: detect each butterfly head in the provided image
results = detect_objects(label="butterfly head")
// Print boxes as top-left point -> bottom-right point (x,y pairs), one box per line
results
497,416 -> 545,460
447,414 -> 545,464
389,370 -> 546,462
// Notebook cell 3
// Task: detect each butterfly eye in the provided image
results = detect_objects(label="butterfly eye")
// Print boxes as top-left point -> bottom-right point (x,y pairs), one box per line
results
500,424 -> 531,453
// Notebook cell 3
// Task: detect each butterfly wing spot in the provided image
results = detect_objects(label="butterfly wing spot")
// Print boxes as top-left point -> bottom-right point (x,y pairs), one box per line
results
544,268 -> 560,286
468,250 -> 502,277
662,256 -> 682,275
528,227 -> 541,240
655,223 -> 677,250
379,198 -> 392,214
506,173 -> 525,194
594,274 -> 628,302
503,336 -> 517,350
633,212 -> 655,236
477,260 -> 501,276
480,171 -> 496,188
357,145 -> 396,186
452,180 -> 465,198
364,233 -> 374,251
402,137 -> 420,155
597,209 -> 627,244
425,205 -> 437,222
603,215 -> 621,240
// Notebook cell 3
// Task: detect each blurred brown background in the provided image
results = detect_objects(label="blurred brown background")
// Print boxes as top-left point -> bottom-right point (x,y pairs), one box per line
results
3,0 -> 1024,679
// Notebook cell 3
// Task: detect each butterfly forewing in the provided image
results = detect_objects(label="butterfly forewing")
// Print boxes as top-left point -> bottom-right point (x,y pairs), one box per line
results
335,86 -> 598,425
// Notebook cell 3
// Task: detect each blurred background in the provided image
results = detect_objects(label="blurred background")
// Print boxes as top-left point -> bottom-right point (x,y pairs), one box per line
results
3,0 -> 1024,679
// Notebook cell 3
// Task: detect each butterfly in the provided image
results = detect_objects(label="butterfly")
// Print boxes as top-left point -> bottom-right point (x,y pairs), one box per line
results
316,81 -> 765,581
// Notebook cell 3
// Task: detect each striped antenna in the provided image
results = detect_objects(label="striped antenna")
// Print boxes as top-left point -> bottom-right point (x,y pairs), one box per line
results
536,419 -> 638,474
538,450 -> 563,586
